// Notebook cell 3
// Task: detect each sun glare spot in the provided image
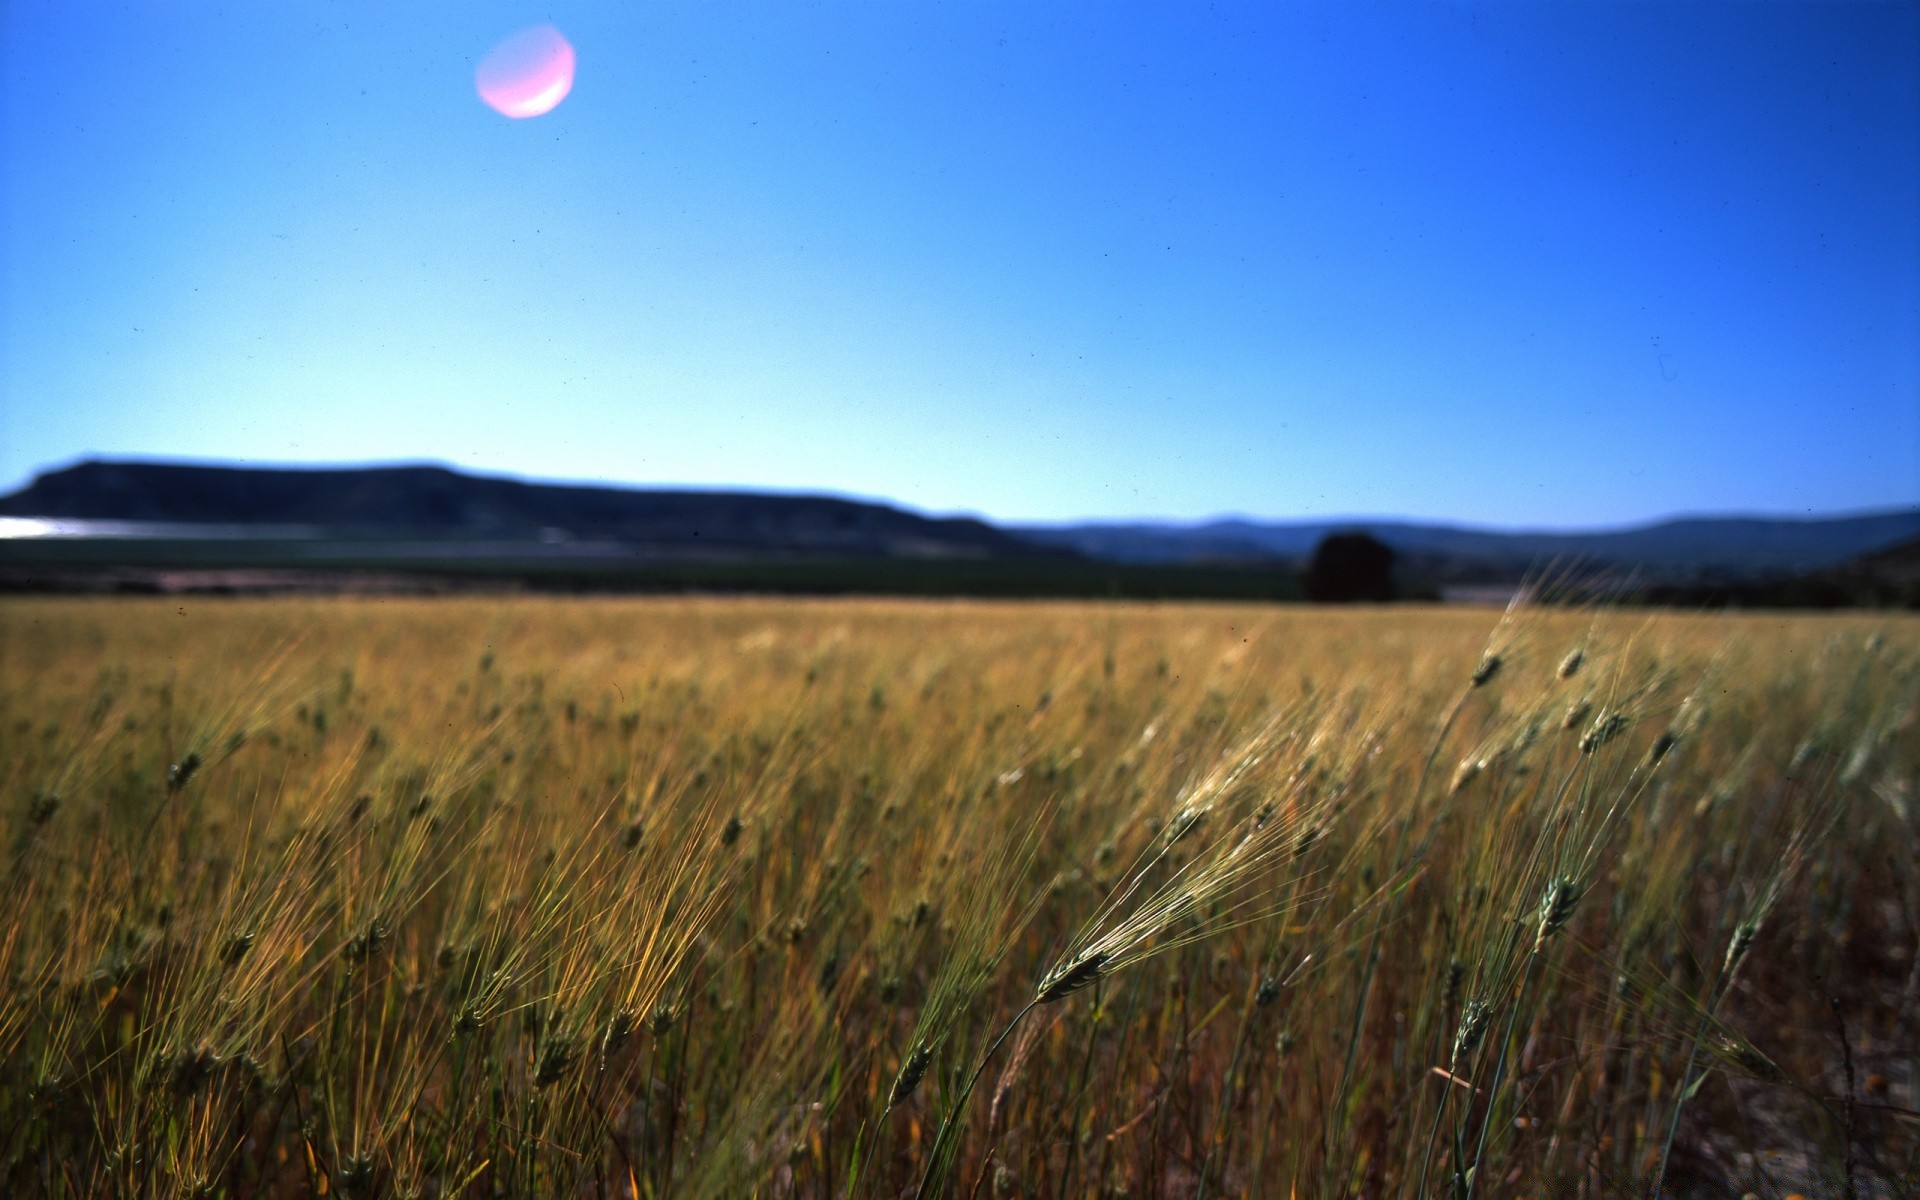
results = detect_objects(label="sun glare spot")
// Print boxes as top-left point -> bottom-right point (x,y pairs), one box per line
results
476,24 -> 576,119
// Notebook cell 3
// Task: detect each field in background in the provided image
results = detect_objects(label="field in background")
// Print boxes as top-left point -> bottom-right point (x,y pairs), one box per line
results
0,597 -> 1915,1198
0,545 -> 1307,603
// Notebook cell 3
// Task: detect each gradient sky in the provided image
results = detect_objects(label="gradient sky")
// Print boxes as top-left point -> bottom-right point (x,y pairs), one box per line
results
3,1 -> 1916,526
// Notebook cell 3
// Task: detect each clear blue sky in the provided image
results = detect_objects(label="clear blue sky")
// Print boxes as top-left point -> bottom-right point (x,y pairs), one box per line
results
3,1 -> 1915,526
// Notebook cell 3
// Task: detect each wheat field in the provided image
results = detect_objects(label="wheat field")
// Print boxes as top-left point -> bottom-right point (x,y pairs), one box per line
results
0,596 -> 1914,1199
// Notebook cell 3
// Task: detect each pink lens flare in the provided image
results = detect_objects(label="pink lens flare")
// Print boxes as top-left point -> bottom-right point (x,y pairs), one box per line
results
476,25 -> 576,119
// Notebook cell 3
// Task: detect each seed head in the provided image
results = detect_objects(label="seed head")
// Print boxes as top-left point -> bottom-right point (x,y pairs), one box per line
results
343,921 -> 388,964
1714,1034 -> 1786,1082
1646,730 -> 1678,767
167,1044 -> 222,1097
1164,803 -> 1209,846
166,753 -> 202,792
1450,757 -> 1486,795
533,1036 -> 576,1088
1579,712 -> 1629,754
1840,740 -> 1875,788
600,1009 -> 636,1060
721,815 -> 743,847
1037,952 -> 1109,1004
232,1054 -> 268,1089
993,1163 -> 1018,1199
1255,976 -> 1282,1008
889,1041 -> 935,1108
1724,922 -> 1758,974
1562,698 -> 1593,731
29,1070 -> 70,1109
218,931 -> 254,967
1471,655 -> 1503,688
1294,824 -> 1321,859
648,1002 -> 678,1037
1452,999 -> 1492,1063
1558,649 -> 1584,680
1534,876 -> 1579,950
339,1153 -> 375,1198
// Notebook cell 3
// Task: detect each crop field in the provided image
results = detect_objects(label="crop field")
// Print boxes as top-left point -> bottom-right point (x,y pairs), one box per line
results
0,596 -> 1915,1199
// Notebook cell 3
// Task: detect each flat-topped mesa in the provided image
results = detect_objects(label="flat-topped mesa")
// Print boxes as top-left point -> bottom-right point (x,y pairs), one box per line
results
0,459 -> 1072,561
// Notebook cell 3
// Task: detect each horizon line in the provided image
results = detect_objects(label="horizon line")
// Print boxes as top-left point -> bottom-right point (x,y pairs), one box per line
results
6,453 -> 1917,538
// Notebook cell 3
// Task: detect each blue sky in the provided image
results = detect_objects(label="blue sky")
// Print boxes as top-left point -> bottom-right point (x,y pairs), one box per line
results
3,1 -> 1915,526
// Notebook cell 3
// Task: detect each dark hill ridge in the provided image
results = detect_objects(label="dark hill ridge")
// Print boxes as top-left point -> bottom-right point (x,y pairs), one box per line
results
5,459 -> 1916,585
1018,509 -> 1920,577
0,461 -> 1053,560
1633,534 -> 1920,610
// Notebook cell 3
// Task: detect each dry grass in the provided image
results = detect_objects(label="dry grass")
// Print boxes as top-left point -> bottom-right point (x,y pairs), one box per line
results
0,595 -> 1915,1199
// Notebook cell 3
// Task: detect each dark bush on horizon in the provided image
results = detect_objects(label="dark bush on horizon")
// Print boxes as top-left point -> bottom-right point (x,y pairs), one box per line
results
1305,532 -> 1398,603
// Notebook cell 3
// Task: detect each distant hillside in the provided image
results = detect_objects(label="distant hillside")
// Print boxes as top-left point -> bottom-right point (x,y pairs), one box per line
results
1634,534 -> 1920,610
1019,509 -> 1920,579
1857,535 -> 1920,586
5,459 -> 1915,600
0,460 -> 1055,561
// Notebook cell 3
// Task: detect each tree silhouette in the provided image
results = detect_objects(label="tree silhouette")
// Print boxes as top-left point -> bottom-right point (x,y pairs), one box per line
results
1305,532 -> 1397,603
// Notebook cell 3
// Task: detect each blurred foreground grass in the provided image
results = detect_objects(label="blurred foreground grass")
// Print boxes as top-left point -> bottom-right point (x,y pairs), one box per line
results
0,596 -> 1915,1198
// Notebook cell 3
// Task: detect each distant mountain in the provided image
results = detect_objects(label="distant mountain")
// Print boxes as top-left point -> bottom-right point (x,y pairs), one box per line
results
1635,533 -> 1920,610
1856,535 -> 1920,585
1018,509 -> 1920,579
0,460 -> 1058,561
6,459 -> 1915,588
